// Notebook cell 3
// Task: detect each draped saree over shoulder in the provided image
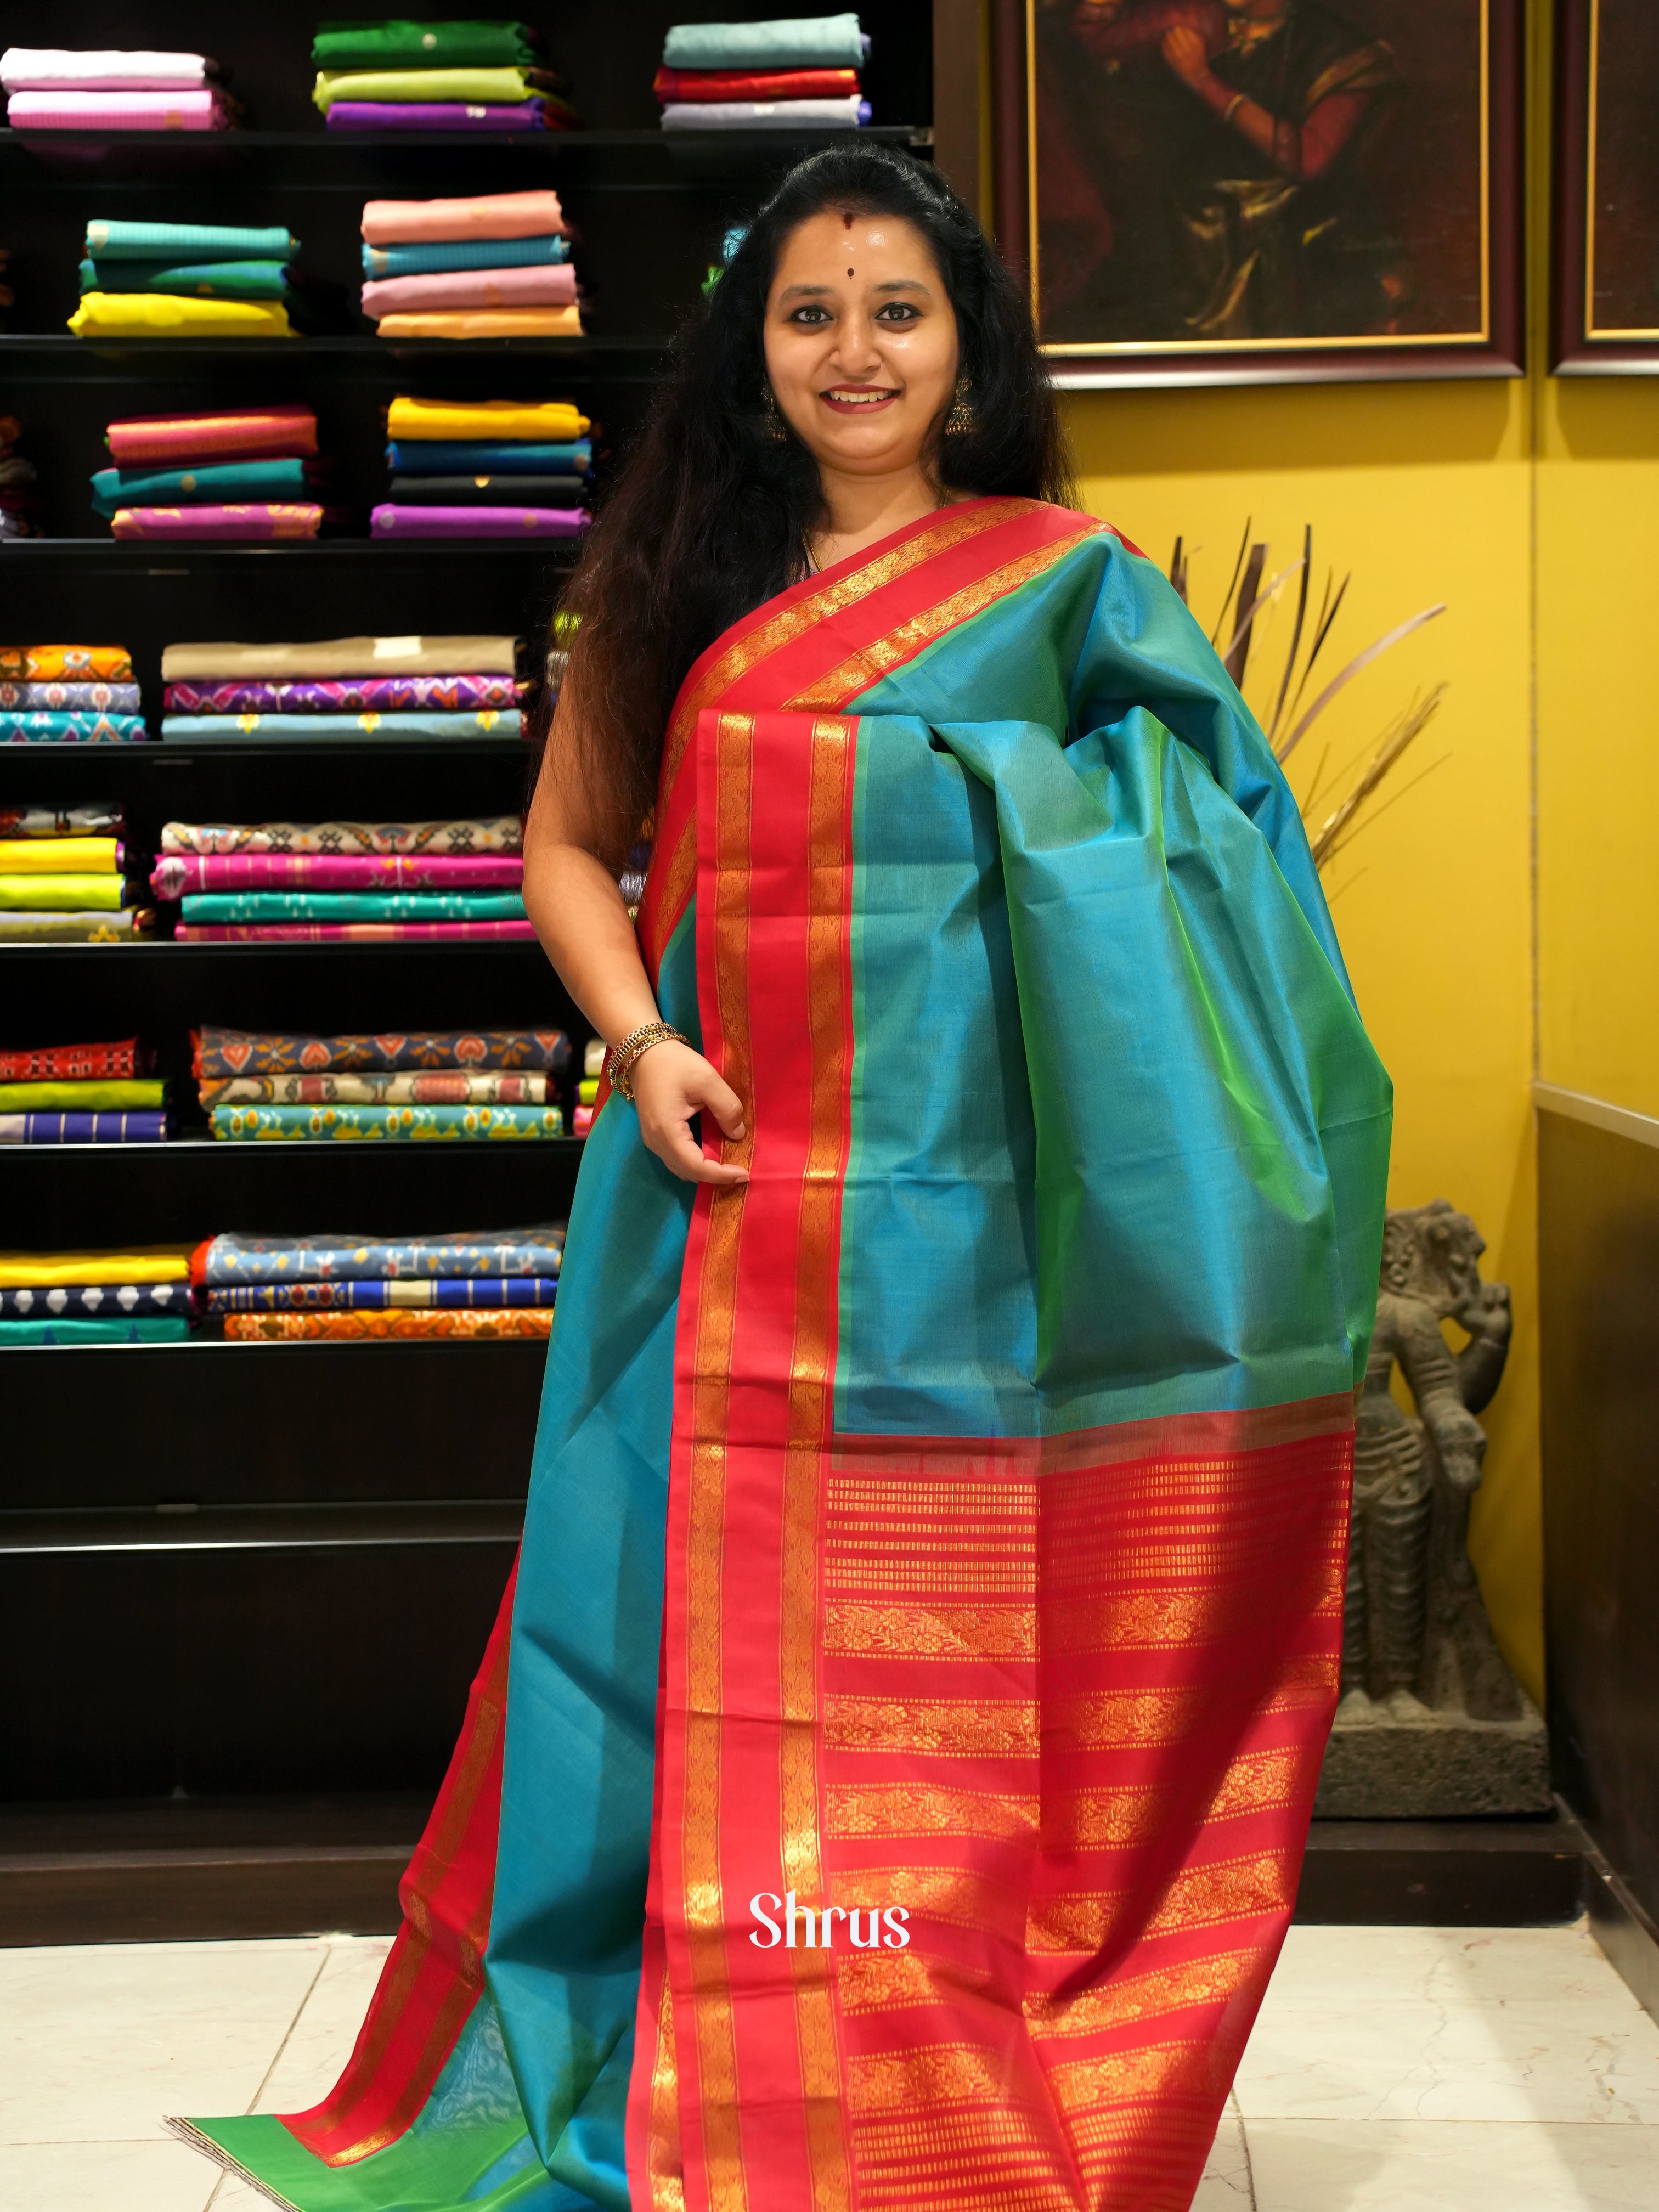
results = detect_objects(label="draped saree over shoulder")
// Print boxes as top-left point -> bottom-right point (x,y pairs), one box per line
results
174,498 -> 1391,2212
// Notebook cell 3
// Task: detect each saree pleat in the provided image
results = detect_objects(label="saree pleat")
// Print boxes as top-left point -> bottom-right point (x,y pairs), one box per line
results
178,500 -> 1389,2212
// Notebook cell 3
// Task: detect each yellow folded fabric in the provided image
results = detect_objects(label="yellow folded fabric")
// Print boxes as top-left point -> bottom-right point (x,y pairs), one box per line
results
387,396 -> 589,442
313,67 -> 534,109
376,307 -> 583,340
0,1080 -> 166,1110
0,873 -> 126,911
68,294 -> 295,340
0,837 -> 120,873
0,1247 -> 193,1288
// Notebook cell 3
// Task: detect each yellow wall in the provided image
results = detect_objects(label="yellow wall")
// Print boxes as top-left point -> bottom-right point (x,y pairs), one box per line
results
1061,380 -> 1544,1703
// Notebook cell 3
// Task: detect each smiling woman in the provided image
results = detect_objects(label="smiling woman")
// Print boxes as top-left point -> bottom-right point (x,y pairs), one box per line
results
174,146 -> 1392,2212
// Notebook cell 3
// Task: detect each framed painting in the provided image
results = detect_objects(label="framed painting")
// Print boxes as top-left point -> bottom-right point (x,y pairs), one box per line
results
1553,0 -> 1659,371
991,0 -> 1524,386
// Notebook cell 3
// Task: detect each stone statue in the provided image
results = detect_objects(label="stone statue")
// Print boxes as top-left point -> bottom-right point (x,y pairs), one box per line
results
1315,1199 -> 1549,1816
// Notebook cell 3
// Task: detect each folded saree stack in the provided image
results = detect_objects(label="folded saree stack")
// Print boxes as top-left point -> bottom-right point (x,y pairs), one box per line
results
313,19 -> 577,134
195,1221 -> 563,1339
0,1035 -> 168,1143
0,791 -> 154,942
69,219 -> 312,341
94,405 -> 340,541
375,389 -> 591,538
0,1245 -> 194,1345
658,13 -> 870,129
0,647 -> 146,746
194,1025 -> 567,1139
360,189 -> 583,345
1,48 -> 240,132
0,410 -> 42,539
159,635 -> 524,748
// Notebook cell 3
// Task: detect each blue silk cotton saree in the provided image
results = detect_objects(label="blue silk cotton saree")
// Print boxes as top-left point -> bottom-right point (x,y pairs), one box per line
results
176,498 -> 1391,2212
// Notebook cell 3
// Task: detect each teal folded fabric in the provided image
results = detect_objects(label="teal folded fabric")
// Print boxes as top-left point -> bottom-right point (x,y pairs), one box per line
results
211,1103 -> 564,1140
84,220 -> 299,262
80,259 -> 291,299
385,439 -> 588,475
662,13 -> 866,69
362,234 -> 566,279
91,459 -> 312,518
0,1314 -> 189,1345
160,709 -> 522,741
180,890 -> 528,921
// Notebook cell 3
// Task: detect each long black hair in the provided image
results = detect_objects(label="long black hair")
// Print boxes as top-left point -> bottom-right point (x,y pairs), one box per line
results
551,144 -> 1074,860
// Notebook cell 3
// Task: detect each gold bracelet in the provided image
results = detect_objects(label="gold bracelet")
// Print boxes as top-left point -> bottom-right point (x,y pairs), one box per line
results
608,1020 -> 690,1103
1222,91 -> 1246,126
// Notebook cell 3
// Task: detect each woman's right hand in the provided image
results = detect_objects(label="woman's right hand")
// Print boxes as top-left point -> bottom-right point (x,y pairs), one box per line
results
629,1040 -> 750,1187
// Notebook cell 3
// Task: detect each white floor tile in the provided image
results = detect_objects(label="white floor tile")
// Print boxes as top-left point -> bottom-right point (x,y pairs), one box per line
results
0,2134 -> 222,2212
249,1936 -> 392,2115
1193,2097 -> 1255,2206
1248,2118 -> 1659,2210
1238,1922 -> 1659,2125
0,1938 -> 328,2147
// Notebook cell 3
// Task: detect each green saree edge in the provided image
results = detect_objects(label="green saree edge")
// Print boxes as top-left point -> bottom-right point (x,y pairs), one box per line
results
166,2116 -> 306,2211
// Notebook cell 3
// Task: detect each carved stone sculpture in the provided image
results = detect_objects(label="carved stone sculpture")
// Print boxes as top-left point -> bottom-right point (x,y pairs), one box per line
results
1314,1199 -> 1550,1817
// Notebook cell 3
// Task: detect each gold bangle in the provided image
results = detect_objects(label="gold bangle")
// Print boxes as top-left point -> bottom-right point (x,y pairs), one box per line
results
608,1020 -> 689,1103
1222,92 -> 1246,126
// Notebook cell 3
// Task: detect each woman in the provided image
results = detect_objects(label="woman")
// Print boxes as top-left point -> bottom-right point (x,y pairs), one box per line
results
174,146 -> 1390,2212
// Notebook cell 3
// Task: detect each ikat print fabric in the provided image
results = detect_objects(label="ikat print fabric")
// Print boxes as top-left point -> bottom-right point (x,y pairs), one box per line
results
162,676 -> 517,715
222,1310 -> 552,1340
1,802 -> 123,837
206,1275 -> 556,1308
151,853 -> 523,896
199,1072 -> 546,1107
208,1103 -> 563,1139
0,1111 -> 168,1142
0,712 -> 148,742
160,817 -> 521,855
0,1037 -> 147,1079
0,1280 -> 194,1316
195,1226 -> 565,1283
0,682 -> 140,710
0,646 -> 131,680
193,1026 -> 568,1075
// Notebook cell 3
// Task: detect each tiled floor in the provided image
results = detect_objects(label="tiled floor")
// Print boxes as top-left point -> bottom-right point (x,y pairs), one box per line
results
3,1922 -> 1657,2207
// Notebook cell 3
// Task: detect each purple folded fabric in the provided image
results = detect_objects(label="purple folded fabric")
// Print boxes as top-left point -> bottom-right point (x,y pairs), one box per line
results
361,262 -> 577,318
163,675 -> 517,715
152,852 -> 524,896
112,504 -> 322,541
7,88 -> 233,129
371,504 -> 588,539
325,99 -> 548,132
177,920 -> 538,941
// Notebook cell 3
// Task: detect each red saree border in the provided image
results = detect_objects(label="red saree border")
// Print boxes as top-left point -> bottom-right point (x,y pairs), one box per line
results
633,499 -> 1108,985
280,1559 -> 517,2164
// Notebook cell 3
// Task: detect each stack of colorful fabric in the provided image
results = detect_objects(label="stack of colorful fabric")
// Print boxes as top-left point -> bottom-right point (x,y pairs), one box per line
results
92,404 -> 337,543
0,1245 -> 194,1345
360,190 -> 581,341
0,791 -> 153,941
376,392 -> 591,539
0,1036 -> 167,1144
154,837 -> 529,941
0,646 -> 146,745
159,634 -> 522,748
69,219 -> 309,341
1,47 -> 239,132
0,410 -> 41,539
312,19 -> 575,133
194,1222 -> 563,1340
192,1026 -> 567,1141
657,14 -> 869,129
574,1036 -> 603,1138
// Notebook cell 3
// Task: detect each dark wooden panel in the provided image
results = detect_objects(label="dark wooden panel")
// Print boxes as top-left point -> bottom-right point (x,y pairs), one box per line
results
1296,1818 -> 1585,1927
1539,1108 -> 1659,1934
0,1543 -> 515,1800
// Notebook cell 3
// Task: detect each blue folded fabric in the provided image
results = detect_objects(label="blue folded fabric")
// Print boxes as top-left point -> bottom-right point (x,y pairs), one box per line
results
362,234 -> 567,279
662,14 -> 867,69
0,712 -> 148,742
161,710 -> 522,741
0,1314 -> 189,1344
80,259 -> 291,299
91,458 -> 314,518
385,439 -> 591,476
84,220 -> 298,262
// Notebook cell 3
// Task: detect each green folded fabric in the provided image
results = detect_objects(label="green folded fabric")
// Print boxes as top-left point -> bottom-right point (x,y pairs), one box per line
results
0,1315 -> 189,1345
662,13 -> 866,69
211,1103 -> 565,1140
84,221 -> 299,263
312,19 -> 538,69
91,459 -> 313,518
180,890 -> 527,921
0,873 -> 131,912
312,65 -> 533,109
0,1080 -> 166,1109
80,259 -> 290,300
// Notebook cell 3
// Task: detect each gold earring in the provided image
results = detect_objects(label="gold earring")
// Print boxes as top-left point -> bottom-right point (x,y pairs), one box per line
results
762,386 -> 788,443
945,375 -> 973,435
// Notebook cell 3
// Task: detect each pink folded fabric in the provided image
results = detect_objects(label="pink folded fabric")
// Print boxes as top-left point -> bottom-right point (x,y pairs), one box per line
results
360,262 -> 577,318
7,88 -> 232,129
153,852 -> 524,895
360,190 -> 565,245
112,504 -> 322,540
177,920 -> 538,941
106,405 -> 317,467
371,504 -> 588,539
